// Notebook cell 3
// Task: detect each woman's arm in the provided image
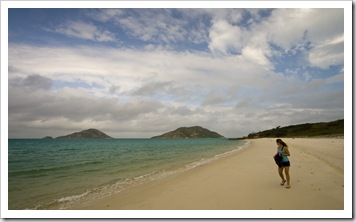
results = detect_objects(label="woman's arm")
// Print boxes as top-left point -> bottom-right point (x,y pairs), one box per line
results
283,146 -> 290,156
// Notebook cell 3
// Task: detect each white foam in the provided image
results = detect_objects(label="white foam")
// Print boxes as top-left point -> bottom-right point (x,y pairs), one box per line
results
57,190 -> 90,203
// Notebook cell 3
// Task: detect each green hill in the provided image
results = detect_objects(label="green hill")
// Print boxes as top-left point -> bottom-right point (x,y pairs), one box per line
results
232,119 -> 343,139
56,129 -> 113,139
152,126 -> 224,139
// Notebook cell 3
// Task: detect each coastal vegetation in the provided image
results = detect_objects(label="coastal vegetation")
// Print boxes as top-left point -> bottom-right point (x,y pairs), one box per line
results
230,119 -> 344,140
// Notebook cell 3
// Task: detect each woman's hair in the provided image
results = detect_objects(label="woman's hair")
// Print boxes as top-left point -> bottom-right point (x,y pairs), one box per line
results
276,138 -> 287,147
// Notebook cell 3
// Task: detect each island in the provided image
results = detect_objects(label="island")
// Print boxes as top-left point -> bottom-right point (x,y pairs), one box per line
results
42,136 -> 54,139
152,126 -> 224,139
56,129 -> 113,139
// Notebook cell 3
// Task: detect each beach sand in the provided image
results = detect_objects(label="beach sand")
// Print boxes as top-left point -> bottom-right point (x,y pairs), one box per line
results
72,138 -> 344,211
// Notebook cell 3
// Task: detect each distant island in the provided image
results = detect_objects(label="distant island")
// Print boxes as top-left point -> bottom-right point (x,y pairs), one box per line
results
152,126 -> 224,139
42,136 -> 54,139
56,129 -> 113,139
229,119 -> 344,140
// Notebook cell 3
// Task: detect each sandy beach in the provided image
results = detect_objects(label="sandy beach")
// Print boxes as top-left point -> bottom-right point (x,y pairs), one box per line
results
72,137 -> 345,212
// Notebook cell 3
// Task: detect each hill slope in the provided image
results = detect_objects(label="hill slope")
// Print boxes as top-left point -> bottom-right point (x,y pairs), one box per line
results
152,126 -> 224,139
242,119 -> 344,139
56,129 -> 113,139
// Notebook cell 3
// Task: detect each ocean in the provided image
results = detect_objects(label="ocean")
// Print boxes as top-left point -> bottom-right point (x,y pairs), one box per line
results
8,138 -> 247,210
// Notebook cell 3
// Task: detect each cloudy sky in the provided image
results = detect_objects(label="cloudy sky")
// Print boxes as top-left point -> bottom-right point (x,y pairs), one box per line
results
6,5 -> 347,138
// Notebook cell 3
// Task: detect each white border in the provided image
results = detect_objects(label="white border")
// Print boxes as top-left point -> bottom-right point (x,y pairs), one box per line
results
1,209 -> 352,219
0,1 -> 9,218
1,1 -> 353,219
1,0 -> 351,9
343,0 -> 353,218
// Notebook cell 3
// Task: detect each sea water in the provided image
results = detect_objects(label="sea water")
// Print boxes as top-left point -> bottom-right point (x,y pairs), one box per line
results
8,138 -> 247,210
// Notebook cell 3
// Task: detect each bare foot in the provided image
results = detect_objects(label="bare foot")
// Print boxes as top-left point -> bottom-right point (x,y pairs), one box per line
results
280,180 -> 286,186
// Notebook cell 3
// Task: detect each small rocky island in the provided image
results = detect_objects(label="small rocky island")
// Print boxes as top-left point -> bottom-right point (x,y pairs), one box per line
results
42,136 -> 54,139
152,126 -> 224,139
56,129 -> 113,139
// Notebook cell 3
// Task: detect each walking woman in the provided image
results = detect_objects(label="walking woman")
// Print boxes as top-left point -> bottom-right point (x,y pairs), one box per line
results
273,138 -> 291,188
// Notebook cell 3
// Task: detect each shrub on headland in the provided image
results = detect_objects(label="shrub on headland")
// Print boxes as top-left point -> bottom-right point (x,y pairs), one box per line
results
230,119 -> 344,140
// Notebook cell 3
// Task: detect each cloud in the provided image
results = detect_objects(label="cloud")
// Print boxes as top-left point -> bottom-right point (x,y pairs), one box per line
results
259,8 -> 344,69
7,8 -> 345,138
204,8 -> 344,70
9,78 -> 164,136
87,9 -> 211,47
308,34 -> 344,69
51,20 -> 116,42
56,8 -> 344,72
208,19 -> 246,54
8,42 -> 344,138
86,8 -> 125,22
10,74 -> 53,91
241,45 -> 271,67
93,9 -> 181,44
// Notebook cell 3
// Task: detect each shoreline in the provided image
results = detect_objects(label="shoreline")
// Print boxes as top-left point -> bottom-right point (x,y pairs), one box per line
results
70,137 -> 344,211
10,138 -> 247,210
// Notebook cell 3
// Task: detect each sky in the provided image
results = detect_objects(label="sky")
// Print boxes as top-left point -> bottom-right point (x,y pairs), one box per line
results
6,5 -> 347,138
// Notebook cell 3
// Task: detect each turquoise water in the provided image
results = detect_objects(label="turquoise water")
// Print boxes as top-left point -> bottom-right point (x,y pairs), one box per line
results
8,138 -> 246,210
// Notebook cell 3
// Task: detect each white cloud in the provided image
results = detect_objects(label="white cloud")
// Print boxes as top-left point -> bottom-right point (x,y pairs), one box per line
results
208,19 -> 246,54
258,8 -> 344,69
308,34 -> 344,68
88,9 -> 210,46
260,9 -> 312,49
241,45 -> 271,67
8,43 -> 344,138
86,8 -> 125,22
108,9 -> 187,43
204,8 -> 244,24
52,20 -> 116,42
81,8 -> 344,72
204,8 -> 344,72
6,8 -> 346,138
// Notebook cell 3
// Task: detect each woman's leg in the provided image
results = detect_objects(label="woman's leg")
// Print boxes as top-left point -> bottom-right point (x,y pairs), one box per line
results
284,166 -> 290,188
278,167 -> 286,185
